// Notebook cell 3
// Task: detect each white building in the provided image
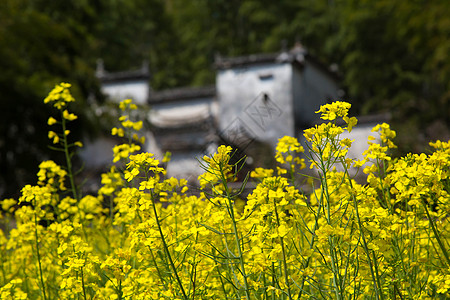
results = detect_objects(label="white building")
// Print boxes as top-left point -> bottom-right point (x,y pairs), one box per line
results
92,45 -> 387,184
215,43 -> 341,150
147,86 -> 218,183
96,59 -> 150,105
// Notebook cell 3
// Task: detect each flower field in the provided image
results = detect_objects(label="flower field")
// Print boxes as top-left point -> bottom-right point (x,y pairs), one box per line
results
1,83 -> 449,299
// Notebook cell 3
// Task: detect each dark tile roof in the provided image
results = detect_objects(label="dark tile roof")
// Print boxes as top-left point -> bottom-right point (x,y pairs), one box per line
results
214,44 -> 341,82
215,43 -> 308,69
98,69 -> 150,83
152,118 -> 214,133
96,59 -> 150,83
148,85 -> 216,103
152,119 -> 215,152
215,53 -> 280,69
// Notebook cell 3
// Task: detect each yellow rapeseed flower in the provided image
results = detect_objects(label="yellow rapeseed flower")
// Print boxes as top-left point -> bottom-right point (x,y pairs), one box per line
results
44,82 -> 75,109
47,117 -> 57,125
62,110 -> 78,121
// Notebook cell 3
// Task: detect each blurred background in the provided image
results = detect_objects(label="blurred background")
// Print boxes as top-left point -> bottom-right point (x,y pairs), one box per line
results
1,0 -> 449,199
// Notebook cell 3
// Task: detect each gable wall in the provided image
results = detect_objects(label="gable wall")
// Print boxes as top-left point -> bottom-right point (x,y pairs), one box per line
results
217,63 -> 294,149
102,79 -> 149,104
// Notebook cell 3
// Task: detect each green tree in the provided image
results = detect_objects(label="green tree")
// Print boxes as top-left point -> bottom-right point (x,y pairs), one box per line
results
0,0 -> 99,198
2,0 -> 449,198
330,1 -> 450,152
0,0 -> 180,198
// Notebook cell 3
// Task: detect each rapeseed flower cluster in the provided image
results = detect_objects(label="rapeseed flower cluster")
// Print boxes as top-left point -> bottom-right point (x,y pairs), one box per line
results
111,99 -> 146,164
198,145 -> 236,192
44,82 -> 75,109
1,85 -> 449,299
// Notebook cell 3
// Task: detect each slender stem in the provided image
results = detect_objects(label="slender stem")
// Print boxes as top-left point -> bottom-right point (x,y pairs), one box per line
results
148,245 -> 168,291
217,266 -> 229,300
422,199 -> 450,267
340,157 -> 384,300
81,266 -> 87,300
227,196 -> 251,299
328,237 -> 342,300
318,158 -> 342,299
372,250 -> 384,299
220,167 -> 251,300
272,197 -> 292,299
110,195 -> 114,223
34,211 -> 47,300
0,250 -> 5,286
151,191 -> 188,299
271,263 -> 276,300
375,159 -> 391,212
188,233 -> 199,299
297,204 -> 321,298
118,278 -> 123,300
61,114 -> 78,201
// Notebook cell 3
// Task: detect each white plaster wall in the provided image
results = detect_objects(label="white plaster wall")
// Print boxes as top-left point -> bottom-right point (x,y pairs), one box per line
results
149,98 -> 215,127
217,63 -> 294,149
298,122 -> 383,180
144,131 -> 164,159
165,151 -> 206,184
340,124 -> 381,163
102,80 -> 149,104
79,137 -> 116,169
334,124 -> 382,178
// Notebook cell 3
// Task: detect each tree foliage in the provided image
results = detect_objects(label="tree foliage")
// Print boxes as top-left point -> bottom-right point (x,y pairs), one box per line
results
0,0 -> 96,198
168,0 -> 450,152
0,0 -> 172,198
1,0 -> 449,197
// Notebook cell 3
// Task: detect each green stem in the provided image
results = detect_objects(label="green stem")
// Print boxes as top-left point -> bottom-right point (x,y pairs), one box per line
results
372,250 -> 384,299
81,266 -> 87,300
217,266 -> 229,300
118,278 -> 123,300
148,245 -> 168,291
317,160 -> 342,299
34,211 -> 47,300
110,195 -> 114,223
272,197 -> 292,300
271,263 -> 276,300
340,158 -> 385,300
375,159 -> 392,212
328,237 -> 342,300
422,199 -> 450,267
221,170 -> 251,300
227,196 -> 251,299
151,191 -> 188,299
188,232 -> 199,299
61,114 -> 78,201
297,183 -> 325,298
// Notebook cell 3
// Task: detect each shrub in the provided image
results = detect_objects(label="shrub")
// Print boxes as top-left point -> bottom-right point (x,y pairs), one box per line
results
1,83 -> 449,299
